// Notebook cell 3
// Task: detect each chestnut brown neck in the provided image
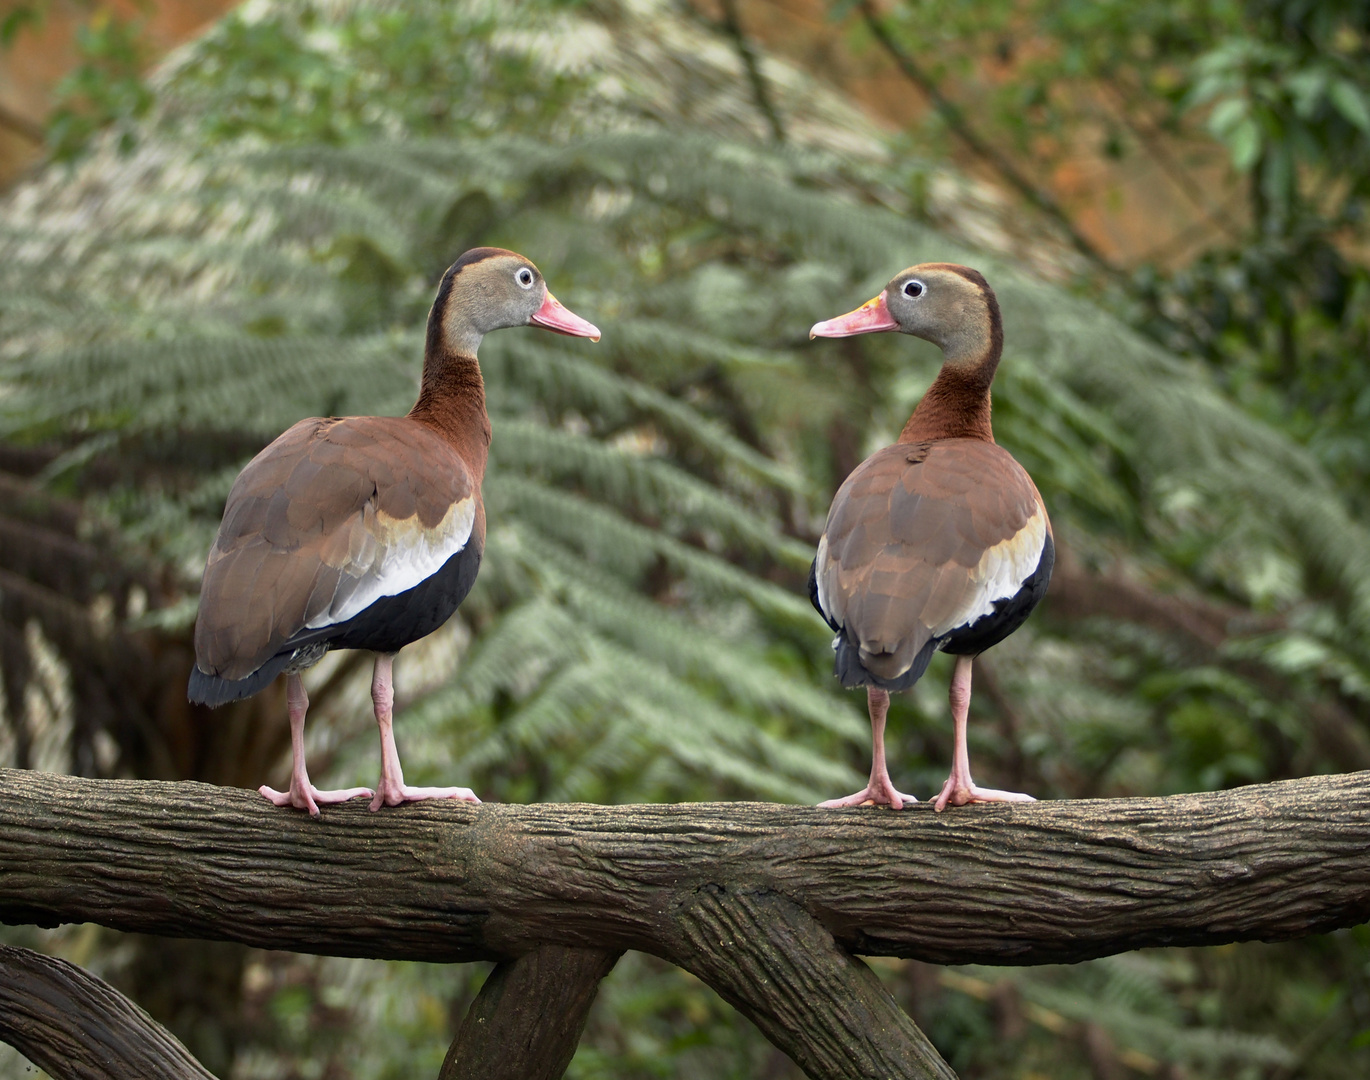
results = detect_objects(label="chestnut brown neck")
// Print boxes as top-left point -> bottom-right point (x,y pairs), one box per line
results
898,333 -> 1002,442
898,365 -> 995,443
407,347 -> 492,481
898,279 -> 1002,443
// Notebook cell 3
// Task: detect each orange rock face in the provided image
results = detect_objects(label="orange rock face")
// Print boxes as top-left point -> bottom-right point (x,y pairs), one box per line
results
0,0 -> 235,187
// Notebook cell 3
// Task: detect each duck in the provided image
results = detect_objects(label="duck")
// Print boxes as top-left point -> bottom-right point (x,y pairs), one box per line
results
188,248 -> 600,816
808,263 -> 1052,811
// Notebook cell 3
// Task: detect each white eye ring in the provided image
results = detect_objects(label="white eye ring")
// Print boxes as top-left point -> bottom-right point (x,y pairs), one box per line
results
904,280 -> 925,298
516,268 -> 535,288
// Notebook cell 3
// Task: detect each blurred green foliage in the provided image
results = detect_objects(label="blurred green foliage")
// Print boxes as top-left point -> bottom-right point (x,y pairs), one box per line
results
2,0 -> 155,159
46,4 -> 153,159
3,0 -> 1370,1077
858,0 -> 1370,505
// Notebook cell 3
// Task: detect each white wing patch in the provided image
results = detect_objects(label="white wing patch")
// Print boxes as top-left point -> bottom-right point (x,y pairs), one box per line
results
305,495 -> 476,629
929,506 -> 1047,638
814,533 -> 832,615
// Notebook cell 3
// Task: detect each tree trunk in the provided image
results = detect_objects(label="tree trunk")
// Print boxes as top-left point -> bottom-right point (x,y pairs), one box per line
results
440,946 -> 620,1080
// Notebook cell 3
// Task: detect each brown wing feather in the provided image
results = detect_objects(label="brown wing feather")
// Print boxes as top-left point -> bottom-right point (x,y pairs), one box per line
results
194,416 -> 477,680
816,439 -> 1047,681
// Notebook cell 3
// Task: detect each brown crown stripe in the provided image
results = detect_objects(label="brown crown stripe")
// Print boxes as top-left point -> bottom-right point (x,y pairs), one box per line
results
916,262 -> 990,291
425,246 -> 524,359
921,263 -> 1004,378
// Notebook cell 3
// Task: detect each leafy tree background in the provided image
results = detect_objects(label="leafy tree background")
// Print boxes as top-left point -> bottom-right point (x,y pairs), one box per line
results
2,1 -> 1370,1077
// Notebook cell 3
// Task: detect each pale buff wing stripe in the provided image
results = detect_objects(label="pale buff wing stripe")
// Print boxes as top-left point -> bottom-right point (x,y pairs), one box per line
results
814,534 -> 833,618
303,495 -> 476,629
816,502 -> 1047,679
926,504 -> 1047,638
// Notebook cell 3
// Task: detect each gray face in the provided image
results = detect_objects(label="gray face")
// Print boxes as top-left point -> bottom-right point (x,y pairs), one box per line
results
432,247 -> 600,354
883,266 -> 990,364
455,254 -> 548,336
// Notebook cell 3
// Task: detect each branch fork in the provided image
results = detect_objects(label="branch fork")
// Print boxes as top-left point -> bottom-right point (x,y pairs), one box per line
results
4,770 -> 1370,1078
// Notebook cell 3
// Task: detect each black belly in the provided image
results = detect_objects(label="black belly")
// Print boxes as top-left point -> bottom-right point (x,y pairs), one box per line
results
941,531 -> 1054,656
323,539 -> 483,654
188,540 -> 482,707
826,531 -> 1054,692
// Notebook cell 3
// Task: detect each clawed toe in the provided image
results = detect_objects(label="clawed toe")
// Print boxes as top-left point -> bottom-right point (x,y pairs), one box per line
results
932,780 -> 1035,812
259,783 -> 373,817
819,784 -> 918,810
368,783 -> 481,812
819,789 -> 876,809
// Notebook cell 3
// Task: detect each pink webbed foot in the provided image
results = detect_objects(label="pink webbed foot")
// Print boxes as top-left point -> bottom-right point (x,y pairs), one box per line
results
933,655 -> 1035,811
932,777 -> 1035,812
261,672 -> 372,817
259,782 -> 373,819
367,654 -> 482,812
822,687 -> 916,808
819,775 -> 918,810
368,781 -> 481,812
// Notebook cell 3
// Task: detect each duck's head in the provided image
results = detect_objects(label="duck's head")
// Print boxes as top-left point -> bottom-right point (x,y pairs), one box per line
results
809,263 -> 1000,367
428,247 -> 600,358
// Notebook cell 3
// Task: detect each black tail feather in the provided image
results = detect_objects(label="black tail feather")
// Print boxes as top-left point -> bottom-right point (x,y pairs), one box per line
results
187,652 -> 294,708
832,629 -> 938,692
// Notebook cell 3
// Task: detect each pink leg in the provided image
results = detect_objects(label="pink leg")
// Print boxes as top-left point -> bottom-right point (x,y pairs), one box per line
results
368,653 -> 480,811
259,673 -> 373,817
819,687 -> 919,809
933,656 -> 1035,811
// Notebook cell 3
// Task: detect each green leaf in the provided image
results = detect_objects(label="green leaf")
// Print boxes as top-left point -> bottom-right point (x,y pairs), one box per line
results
1206,96 -> 1247,136
1329,78 -> 1370,133
0,2 -> 42,47
1227,115 -> 1262,171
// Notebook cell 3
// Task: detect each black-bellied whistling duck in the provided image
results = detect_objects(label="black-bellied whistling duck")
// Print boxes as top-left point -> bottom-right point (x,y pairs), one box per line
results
188,248 -> 600,816
808,263 -> 1052,811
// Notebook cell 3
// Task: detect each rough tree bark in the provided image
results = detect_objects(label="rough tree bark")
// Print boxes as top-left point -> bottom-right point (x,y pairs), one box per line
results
0,944 -> 216,1080
668,884 -> 958,1080
3,769 -> 1367,965
439,945 -> 621,1080
3,769 -> 1370,1079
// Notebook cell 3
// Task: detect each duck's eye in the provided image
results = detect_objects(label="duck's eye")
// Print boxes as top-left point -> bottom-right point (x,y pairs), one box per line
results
903,280 -> 925,298
516,268 -> 535,288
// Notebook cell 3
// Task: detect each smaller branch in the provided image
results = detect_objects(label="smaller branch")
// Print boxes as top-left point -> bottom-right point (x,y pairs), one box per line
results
1131,213 -> 1234,268
1099,82 -> 1244,244
715,0 -> 788,143
0,101 -> 44,144
441,946 -> 621,1080
1045,563 -> 1370,772
0,944 -> 217,1080
856,1 -> 1123,282
668,884 -> 957,1080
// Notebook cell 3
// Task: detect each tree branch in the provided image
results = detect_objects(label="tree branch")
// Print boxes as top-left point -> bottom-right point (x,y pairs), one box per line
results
1,769 -> 1368,968
441,946 -> 621,1080
669,884 -> 957,1079
0,101 -> 44,144
1097,81 -> 1244,246
0,944 -> 217,1080
718,0 -> 787,143
855,1 -> 1123,282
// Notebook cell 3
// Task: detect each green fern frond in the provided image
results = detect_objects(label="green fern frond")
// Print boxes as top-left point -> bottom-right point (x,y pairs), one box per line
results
491,475 -> 812,621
